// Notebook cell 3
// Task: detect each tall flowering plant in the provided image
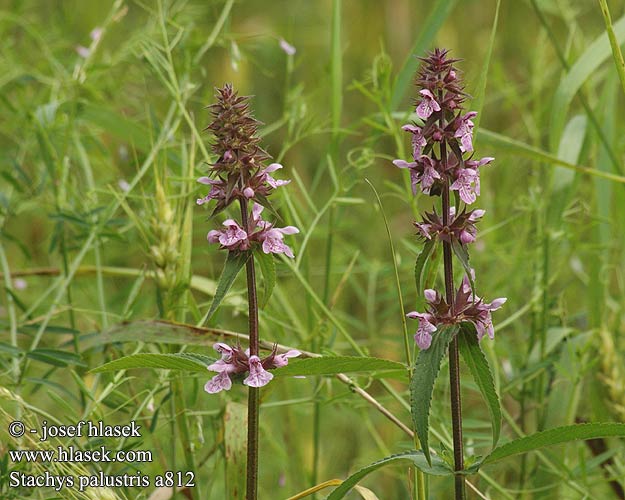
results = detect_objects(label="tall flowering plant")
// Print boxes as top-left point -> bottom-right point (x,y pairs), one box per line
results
394,49 -> 505,499
197,84 -> 300,499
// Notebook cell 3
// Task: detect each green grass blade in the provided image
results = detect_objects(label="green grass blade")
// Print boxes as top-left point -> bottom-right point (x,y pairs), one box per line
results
598,0 -> 625,97
477,128 -> 625,184
331,0 -> 343,134
390,0 -> 457,111
550,14 -> 625,148
471,0 -> 501,130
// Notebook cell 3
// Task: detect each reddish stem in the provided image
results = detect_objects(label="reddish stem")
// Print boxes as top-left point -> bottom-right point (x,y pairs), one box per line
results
241,198 -> 260,500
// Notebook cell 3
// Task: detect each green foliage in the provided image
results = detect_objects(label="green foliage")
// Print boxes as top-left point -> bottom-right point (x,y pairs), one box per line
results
91,353 -> 215,373
254,249 -> 276,309
273,356 -> 405,377
327,451 -> 454,499
410,325 -> 458,465
2,1 -> 625,498
458,324 -> 501,450
414,239 -> 436,296
483,423 -> 625,465
204,251 -> 251,323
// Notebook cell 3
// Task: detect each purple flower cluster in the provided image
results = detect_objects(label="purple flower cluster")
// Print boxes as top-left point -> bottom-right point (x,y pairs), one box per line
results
409,275 -> 506,350
205,342 -> 301,393
206,203 -> 298,257
197,84 -> 299,258
393,50 -> 494,205
415,206 -> 484,245
395,49 -> 505,349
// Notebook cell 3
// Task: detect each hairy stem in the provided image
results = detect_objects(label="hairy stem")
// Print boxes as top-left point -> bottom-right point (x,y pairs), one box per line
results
241,198 -> 260,500
441,140 -> 465,499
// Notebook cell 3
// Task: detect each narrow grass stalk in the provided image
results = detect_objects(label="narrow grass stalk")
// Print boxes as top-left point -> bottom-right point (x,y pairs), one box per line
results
598,0 -> 625,97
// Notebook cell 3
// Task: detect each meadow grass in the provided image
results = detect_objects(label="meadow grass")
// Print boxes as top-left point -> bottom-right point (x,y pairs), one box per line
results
1,0 -> 625,498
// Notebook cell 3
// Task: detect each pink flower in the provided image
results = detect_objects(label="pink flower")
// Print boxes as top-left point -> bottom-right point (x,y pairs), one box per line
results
204,372 -> 233,393
196,177 -> 225,205
90,27 -> 103,42
454,112 -> 478,152
406,311 -> 438,350
76,45 -> 90,58
244,356 -> 274,387
279,38 -> 296,56
450,168 -> 479,204
260,227 -> 299,258
450,157 -> 493,204
393,156 -> 441,196
402,124 -> 427,159
204,343 -> 301,394
207,220 -> 248,250
417,155 -> 441,194
261,163 -> 291,189
272,349 -> 301,368
473,297 -> 507,341
250,203 -> 299,258
416,89 -> 441,120
393,159 -> 420,195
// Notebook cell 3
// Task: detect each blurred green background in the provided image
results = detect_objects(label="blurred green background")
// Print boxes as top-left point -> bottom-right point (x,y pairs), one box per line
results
1,0 -> 625,498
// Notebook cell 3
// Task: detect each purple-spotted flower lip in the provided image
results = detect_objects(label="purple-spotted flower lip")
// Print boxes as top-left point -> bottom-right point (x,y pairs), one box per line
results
401,124 -> 427,159
207,219 -> 249,250
393,155 -> 442,196
454,111 -> 478,153
204,342 -> 302,394
249,203 -> 300,258
416,89 -> 441,120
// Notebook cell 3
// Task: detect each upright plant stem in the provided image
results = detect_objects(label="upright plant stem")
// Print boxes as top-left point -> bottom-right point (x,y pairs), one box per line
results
241,198 -> 260,500
441,140 -> 465,500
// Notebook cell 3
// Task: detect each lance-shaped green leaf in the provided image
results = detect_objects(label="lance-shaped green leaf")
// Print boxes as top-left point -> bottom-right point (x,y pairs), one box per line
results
483,423 -> 625,466
458,323 -> 501,450
272,356 -> 405,378
414,238 -> 436,295
254,249 -> 276,308
90,353 -> 215,373
27,348 -> 87,368
327,450 -> 453,499
205,251 -> 251,322
410,325 -> 458,465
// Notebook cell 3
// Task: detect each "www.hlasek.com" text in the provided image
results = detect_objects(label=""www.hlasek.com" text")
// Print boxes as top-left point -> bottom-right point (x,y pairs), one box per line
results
9,446 -> 153,463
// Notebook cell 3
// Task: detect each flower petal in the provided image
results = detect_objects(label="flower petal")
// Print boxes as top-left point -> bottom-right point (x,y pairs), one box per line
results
204,372 -> 232,393
244,356 -> 274,387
